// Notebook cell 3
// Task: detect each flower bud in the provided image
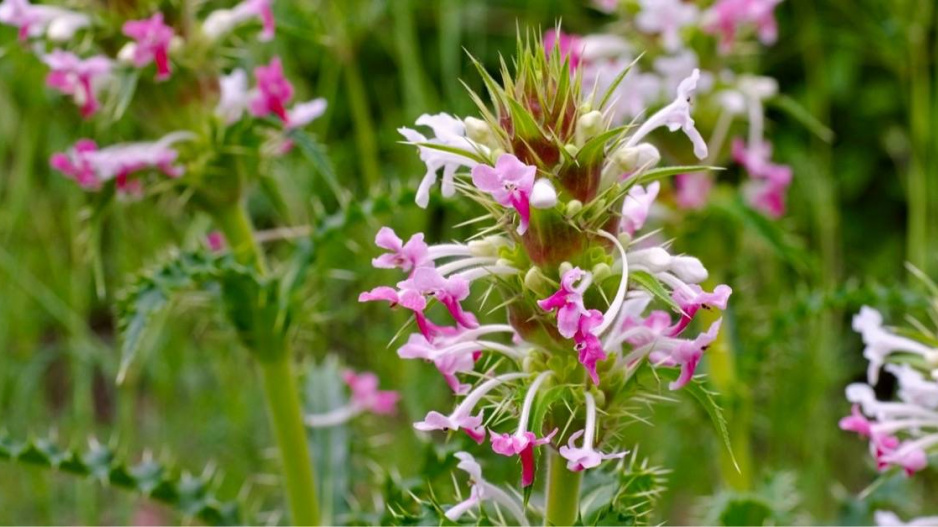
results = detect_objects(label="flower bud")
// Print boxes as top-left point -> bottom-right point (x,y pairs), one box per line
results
530,179 -> 558,209
564,200 -> 583,216
575,110 -> 604,146
468,235 -> 509,257
559,261 -> 573,277
564,144 -> 579,157
524,266 -> 549,292
464,117 -> 497,148
117,43 -> 138,64
611,143 -> 661,173
592,263 -> 612,283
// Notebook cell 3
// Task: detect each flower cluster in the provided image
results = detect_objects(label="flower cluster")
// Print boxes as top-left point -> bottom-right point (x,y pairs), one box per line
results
361,38 -> 731,521
0,0 -> 325,196
840,306 -> 938,476
553,0 -> 792,218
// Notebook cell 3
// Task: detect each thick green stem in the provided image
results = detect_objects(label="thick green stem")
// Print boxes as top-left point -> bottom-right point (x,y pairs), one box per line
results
544,451 -> 581,526
212,202 -> 320,525
259,354 -> 320,526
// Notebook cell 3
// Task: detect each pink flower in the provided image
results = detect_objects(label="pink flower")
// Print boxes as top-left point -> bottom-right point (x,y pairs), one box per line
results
621,182 -> 659,235
202,0 -> 275,42
538,267 -> 594,339
235,0 -> 274,41
574,309 -> 607,385
670,283 -> 732,335
50,132 -> 193,192
0,0 -> 90,42
414,373 -> 528,444
733,138 -> 792,218
122,13 -> 174,81
839,405 -> 873,437
635,0 -> 699,52
471,154 -> 537,235
543,29 -> 584,70
674,172 -> 713,210
207,231 -> 225,252
398,267 -> 478,329
704,0 -> 782,53
559,393 -> 628,471
371,227 -> 430,274
491,430 -> 557,487
343,370 -> 399,415
397,333 -> 478,394
653,318 -> 722,390
249,57 -> 294,123
42,50 -> 112,118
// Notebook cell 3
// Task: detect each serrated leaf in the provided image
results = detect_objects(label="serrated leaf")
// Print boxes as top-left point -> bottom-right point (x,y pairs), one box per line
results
0,432 -> 245,525
288,129 -> 349,208
767,94 -> 834,142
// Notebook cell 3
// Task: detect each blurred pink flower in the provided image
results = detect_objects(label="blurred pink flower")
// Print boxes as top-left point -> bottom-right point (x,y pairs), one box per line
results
543,29 -> 584,70
674,172 -> 712,210
42,50 -> 112,118
343,370 -> 399,415
122,13 -> 174,81
705,0 -> 783,52
250,57 -> 294,122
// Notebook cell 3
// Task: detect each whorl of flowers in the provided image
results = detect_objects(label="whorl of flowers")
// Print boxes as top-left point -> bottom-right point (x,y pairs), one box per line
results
0,0 -> 328,197
361,36 -> 731,518
561,0 -> 791,218
840,306 -> 938,477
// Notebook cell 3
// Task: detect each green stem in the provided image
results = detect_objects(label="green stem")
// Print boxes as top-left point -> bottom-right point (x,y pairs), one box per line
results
259,353 -> 320,526
212,201 -> 320,525
544,451 -> 581,526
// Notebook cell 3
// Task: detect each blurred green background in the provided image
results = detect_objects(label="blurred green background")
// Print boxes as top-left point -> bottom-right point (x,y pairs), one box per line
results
1,0 -> 937,524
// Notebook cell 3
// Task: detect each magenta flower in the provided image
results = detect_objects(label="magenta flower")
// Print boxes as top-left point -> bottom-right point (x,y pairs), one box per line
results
704,0 -> 783,53
537,267 -> 594,339
733,138 -> 792,218
0,0 -> 89,42
414,373 -> 528,443
670,283 -> 732,335
559,393 -> 628,471
206,231 -> 226,252
122,13 -> 174,81
839,404 -> 872,437
489,372 -> 557,487
543,29 -> 584,70
620,182 -> 660,236
399,267 -> 478,329
50,132 -> 193,192
372,227 -> 431,274
343,370 -> 399,415
42,50 -> 112,118
674,172 -> 713,210
573,310 -> 607,385
471,154 -> 537,235
249,57 -> 294,123
658,318 -> 721,390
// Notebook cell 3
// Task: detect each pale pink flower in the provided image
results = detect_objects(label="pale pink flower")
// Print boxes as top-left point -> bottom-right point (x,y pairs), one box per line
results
202,0 -> 274,42
635,0 -> 699,52
674,172 -> 713,210
704,0 -> 783,53
621,182 -> 660,235
559,393 -> 628,471
371,226 -> 431,273
343,370 -> 399,415
0,0 -> 89,42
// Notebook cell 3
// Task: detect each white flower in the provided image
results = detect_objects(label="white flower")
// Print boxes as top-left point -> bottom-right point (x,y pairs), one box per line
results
624,69 -> 708,160
853,306 -> 938,384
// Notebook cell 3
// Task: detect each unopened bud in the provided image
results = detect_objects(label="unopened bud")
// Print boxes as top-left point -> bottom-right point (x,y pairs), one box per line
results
464,117 -> 497,147
117,43 -> 138,64
468,236 -> 509,257
611,143 -> 660,172
524,267 -> 548,292
670,255 -> 708,283
564,144 -> 579,157
559,261 -> 573,277
565,199 -> 583,216
575,110 -> 604,146
530,179 -> 558,209
592,263 -> 612,283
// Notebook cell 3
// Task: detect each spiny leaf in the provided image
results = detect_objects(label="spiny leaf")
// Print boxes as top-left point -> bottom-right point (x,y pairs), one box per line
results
0,432 -> 245,525
288,129 -> 350,208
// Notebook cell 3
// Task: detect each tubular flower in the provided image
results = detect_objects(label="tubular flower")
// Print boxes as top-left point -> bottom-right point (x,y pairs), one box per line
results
841,306 -> 938,477
121,13 -> 174,81
362,39 -> 731,522
50,132 -> 195,192
703,0 -> 783,52
202,0 -> 275,42
444,452 -> 529,525
0,0 -> 90,42
215,64 -> 326,130
41,50 -> 112,118
305,369 -> 398,427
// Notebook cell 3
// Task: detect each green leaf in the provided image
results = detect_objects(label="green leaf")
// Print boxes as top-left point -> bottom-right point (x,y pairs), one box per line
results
711,196 -> 812,272
506,98 -> 544,139
577,126 -> 629,167
304,357 -> 352,525
288,129 -> 350,208
659,371 -> 738,473
0,432 -> 245,525
767,94 -> 834,142
596,56 -> 639,112
632,165 -> 723,186
579,452 -> 669,526
629,271 -> 682,312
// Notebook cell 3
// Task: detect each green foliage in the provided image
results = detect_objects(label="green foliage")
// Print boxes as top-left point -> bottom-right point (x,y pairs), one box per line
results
0,431 -> 245,525
694,472 -> 802,526
579,452 -> 669,526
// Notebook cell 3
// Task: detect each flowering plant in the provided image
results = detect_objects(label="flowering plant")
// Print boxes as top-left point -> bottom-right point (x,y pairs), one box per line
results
361,34 -> 734,524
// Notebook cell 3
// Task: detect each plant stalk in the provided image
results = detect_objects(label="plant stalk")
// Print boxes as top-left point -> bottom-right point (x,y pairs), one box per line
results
544,450 -> 581,526
212,201 -> 320,525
